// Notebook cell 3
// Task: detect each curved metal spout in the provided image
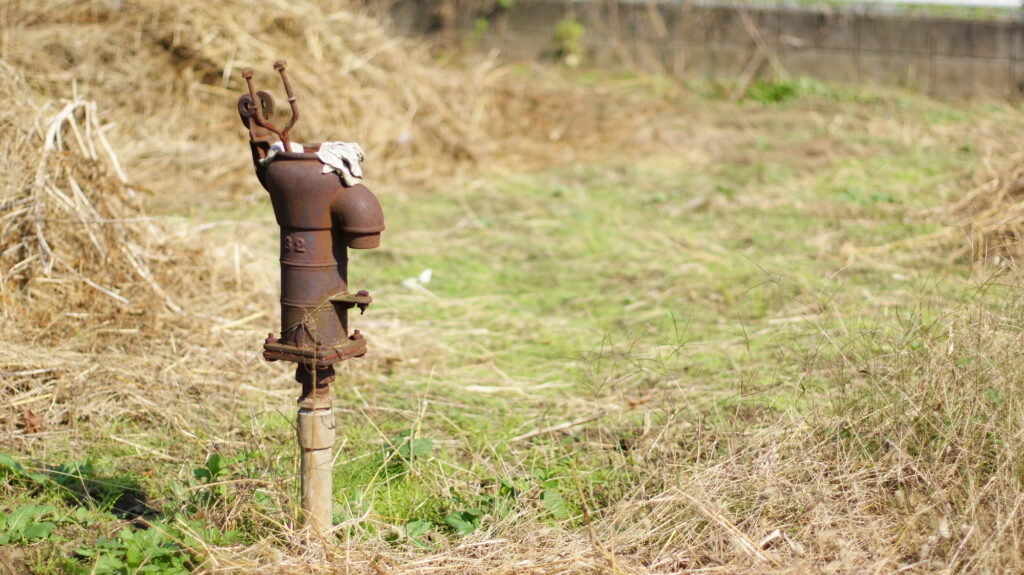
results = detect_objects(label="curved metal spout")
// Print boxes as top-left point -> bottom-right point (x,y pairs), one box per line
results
331,184 -> 385,249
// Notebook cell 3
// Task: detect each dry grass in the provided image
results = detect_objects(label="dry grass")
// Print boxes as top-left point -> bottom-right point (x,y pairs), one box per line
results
282,299 -> 1022,575
852,160 -> 1024,270
121,295 -> 1024,575
937,161 -> 1024,265
3,0 -> 1024,574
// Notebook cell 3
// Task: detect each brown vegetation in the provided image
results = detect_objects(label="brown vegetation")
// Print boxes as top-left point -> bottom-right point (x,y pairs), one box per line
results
3,1 -> 1024,574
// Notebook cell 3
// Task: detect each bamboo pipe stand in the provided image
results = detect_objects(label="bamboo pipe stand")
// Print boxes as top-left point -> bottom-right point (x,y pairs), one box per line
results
297,394 -> 335,534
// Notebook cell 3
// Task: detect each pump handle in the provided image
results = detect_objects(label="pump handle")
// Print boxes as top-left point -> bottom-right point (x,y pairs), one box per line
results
238,63 -> 300,151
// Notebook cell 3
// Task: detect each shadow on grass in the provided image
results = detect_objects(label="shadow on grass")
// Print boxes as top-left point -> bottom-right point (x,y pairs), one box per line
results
45,460 -> 156,520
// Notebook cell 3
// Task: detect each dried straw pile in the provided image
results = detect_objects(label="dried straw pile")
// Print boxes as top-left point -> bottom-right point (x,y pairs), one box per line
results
4,0 -> 499,204
939,162 -> 1024,264
0,68 -> 182,326
854,159 -> 1024,267
0,61 -> 247,432
4,0 -> 678,205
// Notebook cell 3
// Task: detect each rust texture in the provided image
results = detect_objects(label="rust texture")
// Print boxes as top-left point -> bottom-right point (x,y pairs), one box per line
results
238,62 -> 384,397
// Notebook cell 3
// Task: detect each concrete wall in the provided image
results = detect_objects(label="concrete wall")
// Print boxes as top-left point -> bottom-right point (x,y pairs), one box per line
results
382,0 -> 1024,99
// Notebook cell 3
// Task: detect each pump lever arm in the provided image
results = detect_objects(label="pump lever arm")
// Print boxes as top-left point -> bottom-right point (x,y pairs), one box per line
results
273,60 -> 299,151
240,66 -> 298,149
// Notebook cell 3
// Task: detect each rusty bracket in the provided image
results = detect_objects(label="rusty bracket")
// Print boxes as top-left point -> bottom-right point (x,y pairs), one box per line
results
240,61 -> 299,151
330,289 -> 372,315
237,90 -> 277,145
264,331 -> 367,367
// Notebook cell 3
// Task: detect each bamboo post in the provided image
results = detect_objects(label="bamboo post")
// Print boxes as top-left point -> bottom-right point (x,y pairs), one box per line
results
297,395 -> 335,534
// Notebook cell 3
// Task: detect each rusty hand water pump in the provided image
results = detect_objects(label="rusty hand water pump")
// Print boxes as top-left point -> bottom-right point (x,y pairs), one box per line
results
237,61 -> 384,535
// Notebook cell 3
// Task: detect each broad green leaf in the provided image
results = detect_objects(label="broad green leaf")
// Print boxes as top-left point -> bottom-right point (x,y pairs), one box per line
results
21,521 -> 55,540
125,545 -> 140,565
6,505 -> 38,531
406,519 -> 431,538
26,473 -> 51,485
444,511 -> 477,535
405,438 -> 433,459
541,490 -> 569,520
194,453 -> 226,481
0,453 -> 25,476
206,453 -> 225,477
388,431 -> 434,464
94,554 -> 125,571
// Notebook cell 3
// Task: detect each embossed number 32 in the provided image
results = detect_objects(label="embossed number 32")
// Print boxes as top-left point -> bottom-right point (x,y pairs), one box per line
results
283,235 -> 307,253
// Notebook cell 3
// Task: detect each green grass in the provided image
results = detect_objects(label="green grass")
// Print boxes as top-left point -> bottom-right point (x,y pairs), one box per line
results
5,76 -> 1024,572
308,83 -> 1017,534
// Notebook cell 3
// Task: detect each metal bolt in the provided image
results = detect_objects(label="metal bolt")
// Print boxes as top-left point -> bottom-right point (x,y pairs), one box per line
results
356,290 -> 371,315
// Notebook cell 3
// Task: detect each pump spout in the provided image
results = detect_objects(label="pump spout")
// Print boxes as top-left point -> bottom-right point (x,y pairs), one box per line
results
332,184 -> 384,249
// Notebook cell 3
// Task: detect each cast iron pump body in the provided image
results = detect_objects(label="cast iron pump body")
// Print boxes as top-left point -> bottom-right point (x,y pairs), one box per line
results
258,150 -> 383,392
238,61 -> 384,534
237,62 -> 384,397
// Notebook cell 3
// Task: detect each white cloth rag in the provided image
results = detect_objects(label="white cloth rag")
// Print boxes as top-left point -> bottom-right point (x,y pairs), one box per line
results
271,141 -> 305,153
259,141 -> 304,166
316,142 -> 365,187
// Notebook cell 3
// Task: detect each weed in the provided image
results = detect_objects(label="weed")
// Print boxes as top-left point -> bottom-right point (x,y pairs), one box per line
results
0,504 -> 58,545
745,76 -> 830,103
552,18 -> 585,66
192,453 -> 227,485
0,453 -> 52,487
384,431 -> 434,470
73,526 -> 192,575
443,508 -> 482,535
399,519 -> 433,547
189,452 -> 229,507
539,489 -> 569,521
